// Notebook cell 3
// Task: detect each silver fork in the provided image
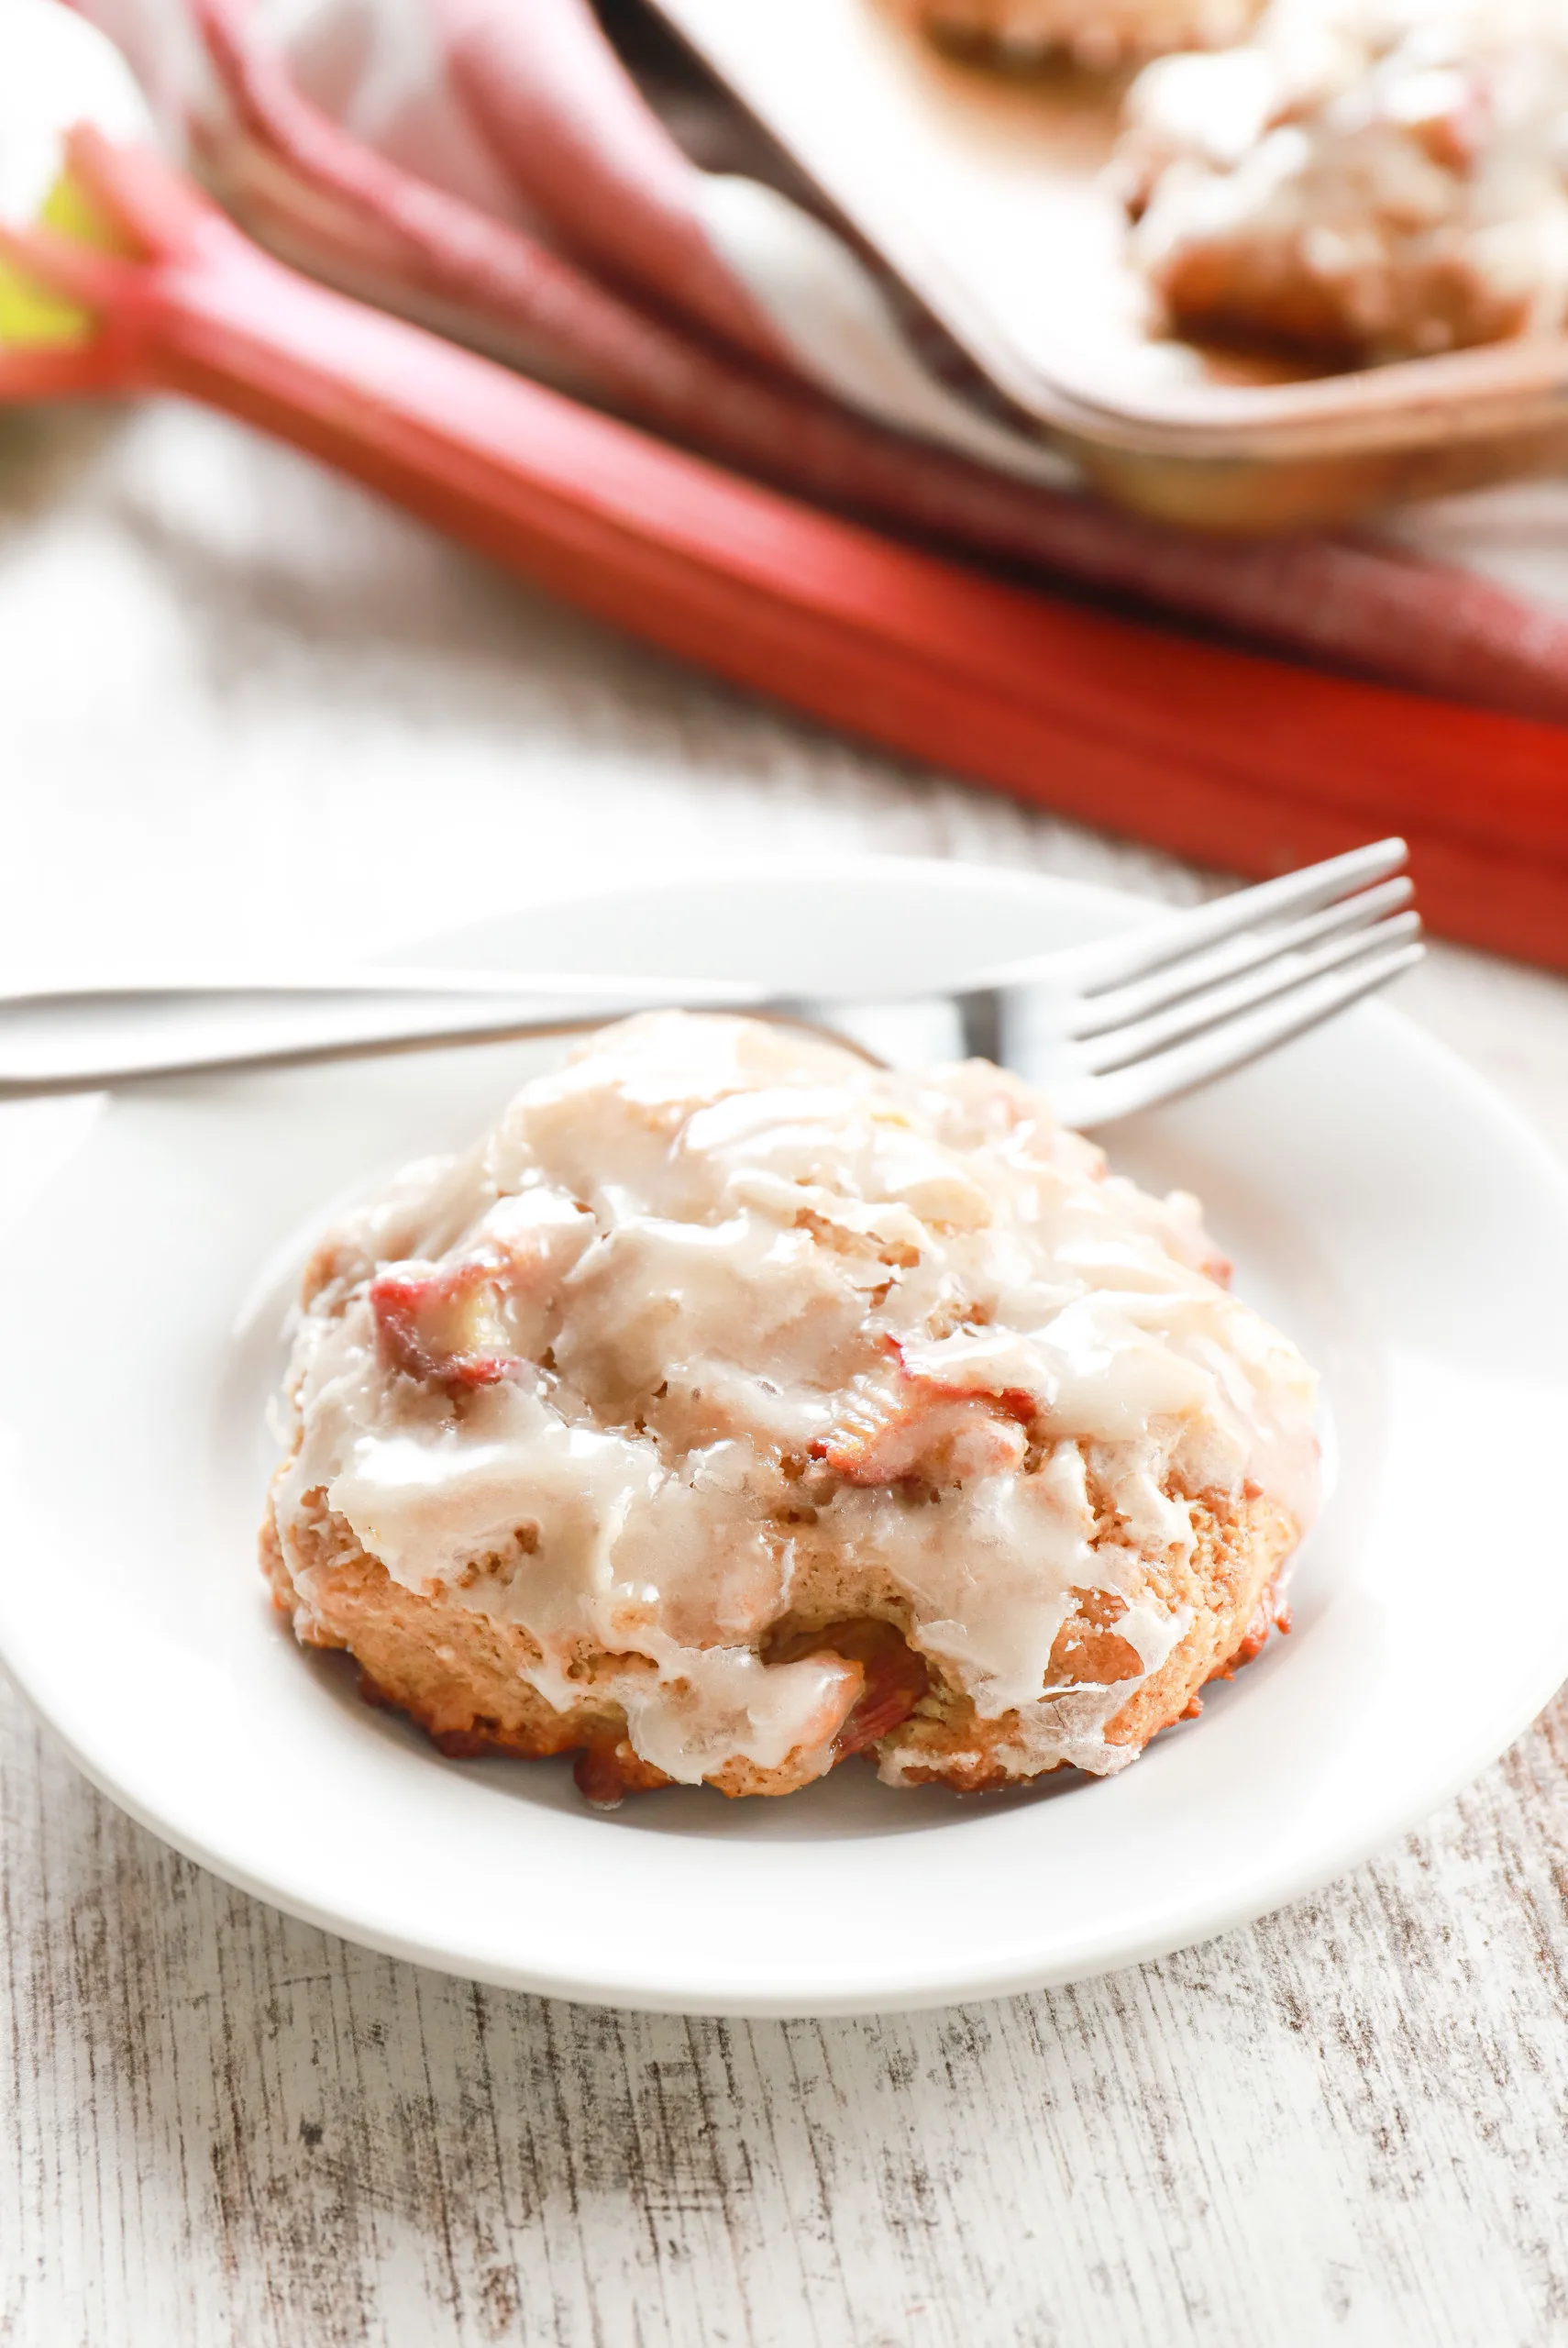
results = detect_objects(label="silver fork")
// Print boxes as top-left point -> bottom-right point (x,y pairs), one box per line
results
930,837 -> 1421,1126
0,841 -> 1420,1124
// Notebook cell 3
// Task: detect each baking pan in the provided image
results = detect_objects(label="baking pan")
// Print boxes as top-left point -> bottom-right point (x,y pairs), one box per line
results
651,0 -> 1568,529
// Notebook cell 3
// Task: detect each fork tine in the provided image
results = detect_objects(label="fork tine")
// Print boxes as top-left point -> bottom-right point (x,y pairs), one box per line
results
1066,876 -> 1414,1040
1057,939 -> 1425,1127
1077,911 -> 1422,1074
999,839 -> 1409,1000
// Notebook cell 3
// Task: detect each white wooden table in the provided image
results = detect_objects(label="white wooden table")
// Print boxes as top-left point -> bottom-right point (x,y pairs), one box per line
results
4,398 -> 1567,2348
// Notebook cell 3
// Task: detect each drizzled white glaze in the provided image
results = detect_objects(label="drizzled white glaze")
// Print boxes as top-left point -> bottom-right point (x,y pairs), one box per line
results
271,1014 -> 1318,1785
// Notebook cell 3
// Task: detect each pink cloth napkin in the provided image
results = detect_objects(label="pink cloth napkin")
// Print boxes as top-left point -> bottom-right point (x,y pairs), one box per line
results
59,0 -> 1568,723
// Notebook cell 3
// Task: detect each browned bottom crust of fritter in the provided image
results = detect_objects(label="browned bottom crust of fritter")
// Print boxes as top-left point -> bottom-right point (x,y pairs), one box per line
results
1141,233 -> 1531,366
263,1480 -> 1296,1802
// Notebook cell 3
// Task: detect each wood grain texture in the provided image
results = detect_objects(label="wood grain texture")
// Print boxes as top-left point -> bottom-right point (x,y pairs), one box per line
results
2,401 -> 1566,2348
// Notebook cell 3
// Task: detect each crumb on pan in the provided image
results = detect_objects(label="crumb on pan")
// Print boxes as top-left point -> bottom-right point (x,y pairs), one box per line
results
886,0 -> 1264,70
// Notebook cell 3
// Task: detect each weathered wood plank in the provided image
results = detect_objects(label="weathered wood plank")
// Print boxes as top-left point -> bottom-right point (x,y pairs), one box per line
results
5,1679 -> 1567,2347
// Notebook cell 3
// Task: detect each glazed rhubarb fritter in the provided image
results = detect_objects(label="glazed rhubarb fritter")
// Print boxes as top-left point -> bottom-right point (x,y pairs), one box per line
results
1119,0 -> 1568,359
263,1013 -> 1319,1804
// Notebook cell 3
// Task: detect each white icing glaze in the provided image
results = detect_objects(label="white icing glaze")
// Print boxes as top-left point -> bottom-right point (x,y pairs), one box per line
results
271,1014 -> 1319,1787
1121,0 -> 1568,358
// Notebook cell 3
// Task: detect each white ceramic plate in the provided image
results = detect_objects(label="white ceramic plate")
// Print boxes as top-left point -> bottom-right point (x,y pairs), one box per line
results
1,858 -> 1565,2017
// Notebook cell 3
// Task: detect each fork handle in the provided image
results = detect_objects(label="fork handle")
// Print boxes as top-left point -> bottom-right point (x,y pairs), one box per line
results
0,973 -> 984,1095
0,981 -> 759,1094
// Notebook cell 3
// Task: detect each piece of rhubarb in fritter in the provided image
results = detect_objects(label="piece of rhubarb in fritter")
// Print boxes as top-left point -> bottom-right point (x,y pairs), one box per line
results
812,1365 -> 1030,1486
369,1256 -> 518,1388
